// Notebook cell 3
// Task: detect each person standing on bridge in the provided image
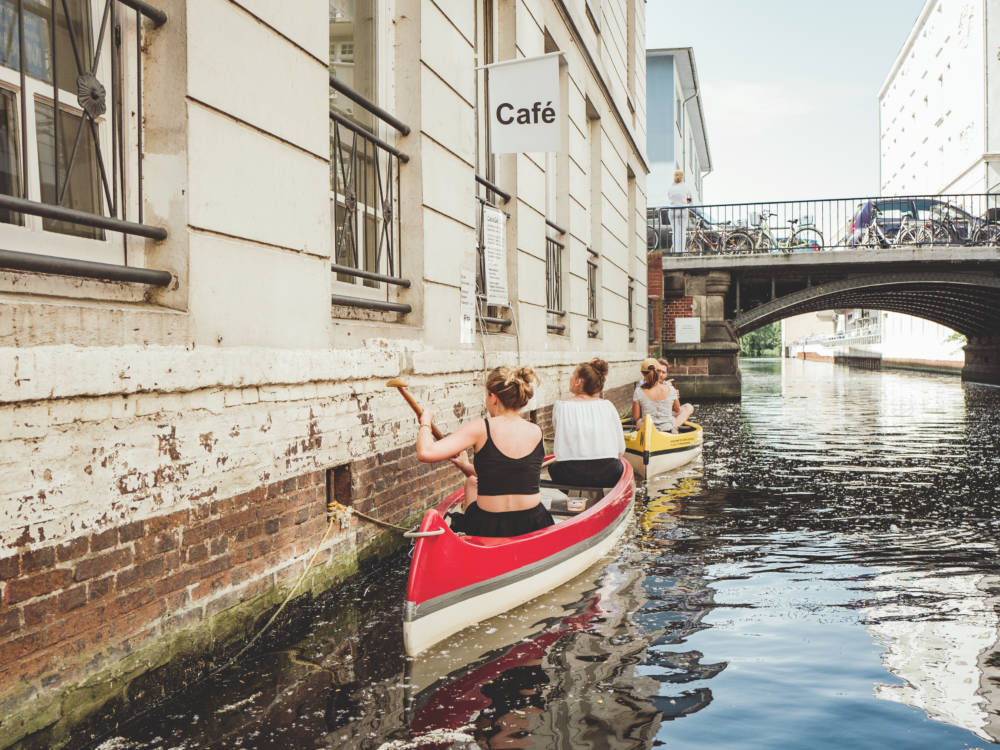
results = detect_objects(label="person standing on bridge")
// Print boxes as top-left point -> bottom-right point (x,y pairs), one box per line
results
668,170 -> 693,253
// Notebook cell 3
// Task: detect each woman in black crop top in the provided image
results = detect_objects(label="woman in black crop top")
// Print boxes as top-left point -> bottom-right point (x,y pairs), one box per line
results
415,365 -> 555,538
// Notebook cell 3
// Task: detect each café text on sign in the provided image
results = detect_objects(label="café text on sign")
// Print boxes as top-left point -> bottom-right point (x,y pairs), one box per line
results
486,53 -> 561,154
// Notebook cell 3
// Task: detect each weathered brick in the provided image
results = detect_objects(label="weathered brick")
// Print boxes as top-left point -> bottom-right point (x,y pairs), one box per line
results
153,569 -> 195,598
186,543 -> 208,565
118,520 -> 145,542
134,532 -> 179,560
115,566 -> 140,591
140,556 -> 166,580
0,555 -> 19,581
6,569 -> 73,604
90,528 -> 118,552
209,536 -> 229,556
88,575 -> 113,602
22,546 -> 55,574
0,609 -> 20,637
58,584 -> 87,613
75,548 -> 132,582
55,537 -> 89,563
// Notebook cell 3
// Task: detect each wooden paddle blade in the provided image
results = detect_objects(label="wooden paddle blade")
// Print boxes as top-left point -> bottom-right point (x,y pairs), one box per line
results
388,380 -> 445,440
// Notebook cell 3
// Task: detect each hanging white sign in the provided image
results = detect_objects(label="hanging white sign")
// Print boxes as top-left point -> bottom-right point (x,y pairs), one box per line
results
460,269 -> 476,344
481,205 -> 509,306
675,317 -> 701,344
486,54 -> 561,154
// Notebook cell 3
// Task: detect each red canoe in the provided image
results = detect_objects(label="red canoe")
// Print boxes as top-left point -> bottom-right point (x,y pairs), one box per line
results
403,457 -> 635,656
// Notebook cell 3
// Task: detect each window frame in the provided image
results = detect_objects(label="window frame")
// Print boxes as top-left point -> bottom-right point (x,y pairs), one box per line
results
0,0 -> 129,266
329,0 -> 404,303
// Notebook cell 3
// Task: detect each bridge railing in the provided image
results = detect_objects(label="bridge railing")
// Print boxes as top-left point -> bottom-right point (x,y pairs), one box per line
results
648,193 -> 1000,256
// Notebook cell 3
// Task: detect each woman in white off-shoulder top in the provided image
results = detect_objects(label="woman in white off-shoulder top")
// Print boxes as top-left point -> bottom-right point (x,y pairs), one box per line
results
549,358 -> 626,488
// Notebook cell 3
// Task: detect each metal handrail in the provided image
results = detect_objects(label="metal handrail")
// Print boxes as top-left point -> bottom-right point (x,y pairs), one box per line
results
328,110 -> 410,163
0,248 -> 171,286
0,195 -> 166,240
331,263 -> 411,287
329,74 -> 410,135
547,322 -> 566,332
545,218 -> 567,235
547,307 -> 566,316
475,174 -> 511,204
480,316 -> 512,327
331,295 -> 412,314
117,0 -> 166,25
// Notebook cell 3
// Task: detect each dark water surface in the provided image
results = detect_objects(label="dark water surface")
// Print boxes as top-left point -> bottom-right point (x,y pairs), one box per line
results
96,360 -> 1000,749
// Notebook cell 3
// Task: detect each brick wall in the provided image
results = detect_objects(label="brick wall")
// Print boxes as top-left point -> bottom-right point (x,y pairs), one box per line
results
0,359 -> 642,746
661,296 -> 694,345
0,451 -> 458,747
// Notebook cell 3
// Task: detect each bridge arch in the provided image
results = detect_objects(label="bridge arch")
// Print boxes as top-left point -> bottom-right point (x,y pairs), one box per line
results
733,272 -> 1000,338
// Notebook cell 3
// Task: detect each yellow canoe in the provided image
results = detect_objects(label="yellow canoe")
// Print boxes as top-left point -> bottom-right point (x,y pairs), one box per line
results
624,415 -> 703,478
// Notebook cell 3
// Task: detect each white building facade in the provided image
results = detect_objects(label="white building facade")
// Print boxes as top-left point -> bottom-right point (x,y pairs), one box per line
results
0,0 -> 649,743
645,48 -> 711,206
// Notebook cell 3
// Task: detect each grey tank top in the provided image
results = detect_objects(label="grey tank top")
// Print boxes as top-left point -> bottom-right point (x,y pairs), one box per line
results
635,386 -> 675,431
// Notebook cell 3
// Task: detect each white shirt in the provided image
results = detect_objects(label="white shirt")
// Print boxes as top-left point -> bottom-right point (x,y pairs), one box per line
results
553,399 -> 626,461
667,181 -> 692,207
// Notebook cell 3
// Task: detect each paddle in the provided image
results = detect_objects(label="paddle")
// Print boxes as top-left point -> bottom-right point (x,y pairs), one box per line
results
387,378 -> 445,440
389,377 -> 557,471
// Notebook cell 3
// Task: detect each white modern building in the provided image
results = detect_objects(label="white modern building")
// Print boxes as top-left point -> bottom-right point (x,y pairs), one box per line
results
830,0 -> 997,369
645,48 -> 712,206
879,0 -> 998,195
0,0 -> 649,743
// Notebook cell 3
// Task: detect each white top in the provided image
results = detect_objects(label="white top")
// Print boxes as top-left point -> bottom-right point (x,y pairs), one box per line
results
633,381 -> 678,405
667,181 -> 692,207
553,399 -> 626,461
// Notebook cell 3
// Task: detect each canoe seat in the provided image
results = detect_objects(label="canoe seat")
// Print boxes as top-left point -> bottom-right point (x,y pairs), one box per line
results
538,479 -> 607,494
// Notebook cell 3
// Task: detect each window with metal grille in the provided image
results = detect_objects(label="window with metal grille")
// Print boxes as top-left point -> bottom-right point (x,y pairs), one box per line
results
627,277 -> 635,342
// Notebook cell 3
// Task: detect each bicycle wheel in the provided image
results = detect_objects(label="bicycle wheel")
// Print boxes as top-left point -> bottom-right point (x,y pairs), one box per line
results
859,226 -> 884,249
789,227 -> 824,252
685,232 -> 707,254
894,224 -> 921,246
724,230 -> 754,254
752,234 -> 774,254
924,220 -> 954,246
971,224 -> 1000,246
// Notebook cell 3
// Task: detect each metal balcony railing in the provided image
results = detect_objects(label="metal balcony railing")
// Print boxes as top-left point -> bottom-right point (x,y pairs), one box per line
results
586,246 -> 598,338
545,219 -> 564,332
329,74 -> 411,314
648,193 -> 1000,258
0,0 -> 171,286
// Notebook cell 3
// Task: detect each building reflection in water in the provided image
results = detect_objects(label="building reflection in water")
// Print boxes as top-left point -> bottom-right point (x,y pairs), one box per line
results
403,471 -> 725,749
862,554 -> 1000,743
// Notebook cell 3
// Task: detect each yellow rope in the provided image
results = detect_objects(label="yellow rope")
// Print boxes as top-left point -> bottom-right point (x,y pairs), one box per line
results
328,498 -> 412,532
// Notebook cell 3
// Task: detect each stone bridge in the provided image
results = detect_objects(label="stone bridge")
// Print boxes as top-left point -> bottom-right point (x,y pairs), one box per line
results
653,246 -> 1000,397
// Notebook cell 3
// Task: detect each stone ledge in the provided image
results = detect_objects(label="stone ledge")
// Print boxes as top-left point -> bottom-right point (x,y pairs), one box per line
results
662,341 -> 740,354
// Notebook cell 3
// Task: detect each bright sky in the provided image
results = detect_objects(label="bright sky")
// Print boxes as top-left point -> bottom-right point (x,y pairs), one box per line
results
646,0 -> 926,204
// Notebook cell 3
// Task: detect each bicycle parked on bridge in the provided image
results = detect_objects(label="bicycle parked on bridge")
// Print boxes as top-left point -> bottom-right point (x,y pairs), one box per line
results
723,212 -> 825,254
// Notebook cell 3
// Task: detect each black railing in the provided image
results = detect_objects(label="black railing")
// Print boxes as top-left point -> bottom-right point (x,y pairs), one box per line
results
627,276 -> 635,342
330,77 -> 410,313
0,0 -> 170,284
586,246 -> 598,337
475,174 -> 512,329
648,193 -> 1000,257
545,229 -> 564,329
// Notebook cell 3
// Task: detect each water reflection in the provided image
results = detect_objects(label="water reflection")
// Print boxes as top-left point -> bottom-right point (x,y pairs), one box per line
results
92,360 -> 1000,749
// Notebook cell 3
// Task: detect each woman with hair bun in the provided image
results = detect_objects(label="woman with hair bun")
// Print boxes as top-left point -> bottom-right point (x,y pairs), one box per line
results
415,365 -> 554,537
548,358 -> 625,488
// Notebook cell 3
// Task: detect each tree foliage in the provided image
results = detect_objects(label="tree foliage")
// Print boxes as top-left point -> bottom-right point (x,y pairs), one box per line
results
739,322 -> 782,357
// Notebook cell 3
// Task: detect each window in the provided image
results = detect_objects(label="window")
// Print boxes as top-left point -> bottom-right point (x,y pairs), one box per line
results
330,0 -> 376,131
545,233 -> 563,315
329,0 -> 404,294
627,277 -> 635,342
586,247 -> 599,337
0,0 -> 106,240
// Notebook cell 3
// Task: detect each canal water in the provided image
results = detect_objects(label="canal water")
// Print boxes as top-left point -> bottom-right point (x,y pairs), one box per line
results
93,359 -> 1000,749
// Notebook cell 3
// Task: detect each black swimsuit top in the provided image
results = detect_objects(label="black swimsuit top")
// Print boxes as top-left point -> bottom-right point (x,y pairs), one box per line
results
474,418 -> 545,496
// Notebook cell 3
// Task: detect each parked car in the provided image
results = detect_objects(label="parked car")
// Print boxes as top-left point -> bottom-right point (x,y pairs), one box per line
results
848,197 -> 987,246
